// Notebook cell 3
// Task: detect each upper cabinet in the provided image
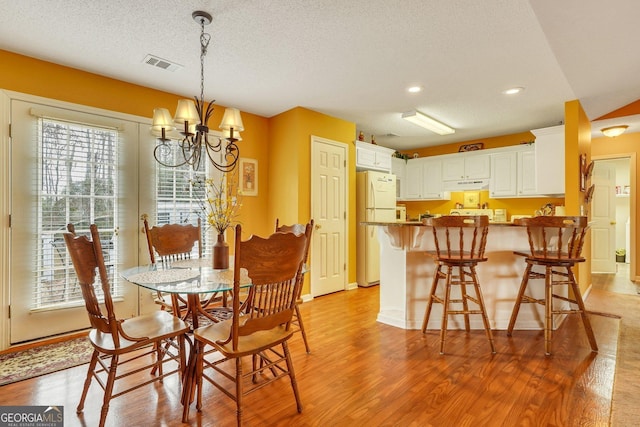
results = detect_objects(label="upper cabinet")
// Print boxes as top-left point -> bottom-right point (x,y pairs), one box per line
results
355,141 -> 394,173
391,157 -> 406,199
489,145 -> 538,198
489,150 -> 518,197
442,152 -> 491,181
531,125 -> 565,196
404,157 -> 449,200
518,149 -> 538,196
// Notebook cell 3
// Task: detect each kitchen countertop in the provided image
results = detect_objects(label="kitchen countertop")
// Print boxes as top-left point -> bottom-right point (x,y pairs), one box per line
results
361,221 -> 520,227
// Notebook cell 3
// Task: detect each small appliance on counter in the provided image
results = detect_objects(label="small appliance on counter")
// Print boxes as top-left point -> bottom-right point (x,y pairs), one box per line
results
449,208 -> 494,222
396,205 -> 407,222
494,209 -> 507,222
511,214 -> 532,223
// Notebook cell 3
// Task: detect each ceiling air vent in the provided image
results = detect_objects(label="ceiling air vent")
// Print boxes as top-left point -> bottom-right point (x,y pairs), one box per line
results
143,54 -> 182,72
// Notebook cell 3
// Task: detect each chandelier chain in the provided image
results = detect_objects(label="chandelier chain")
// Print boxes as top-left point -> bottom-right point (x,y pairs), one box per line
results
152,10 -> 241,173
199,17 -> 210,105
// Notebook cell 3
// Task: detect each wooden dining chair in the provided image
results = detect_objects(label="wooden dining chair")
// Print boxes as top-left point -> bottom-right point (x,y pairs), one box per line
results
507,216 -> 598,355
185,224 -> 308,426
421,215 -> 495,354
64,223 -> 190,427
142,214 -> 203,315
275,218 -> 314,353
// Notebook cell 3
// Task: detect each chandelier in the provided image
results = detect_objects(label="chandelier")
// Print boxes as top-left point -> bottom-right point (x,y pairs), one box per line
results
151,11 -> 244,172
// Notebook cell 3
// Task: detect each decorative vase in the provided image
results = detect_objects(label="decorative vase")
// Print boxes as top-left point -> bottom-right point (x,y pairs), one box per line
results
213,232 -> 229,270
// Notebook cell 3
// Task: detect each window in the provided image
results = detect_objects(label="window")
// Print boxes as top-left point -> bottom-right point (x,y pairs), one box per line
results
35,118 -> 119,309
153,141 -> 217,257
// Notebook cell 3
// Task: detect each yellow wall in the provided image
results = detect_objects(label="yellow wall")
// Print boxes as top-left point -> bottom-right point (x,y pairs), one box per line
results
0,49 -> 271,241
0,49 -> 361,294
269,107 -> 356,290
596,99 -> 640,119
400,131 -> 535,158
564,100 -> 592,290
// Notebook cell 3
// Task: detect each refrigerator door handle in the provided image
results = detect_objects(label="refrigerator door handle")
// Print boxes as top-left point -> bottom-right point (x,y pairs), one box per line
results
369,179 -> 377,209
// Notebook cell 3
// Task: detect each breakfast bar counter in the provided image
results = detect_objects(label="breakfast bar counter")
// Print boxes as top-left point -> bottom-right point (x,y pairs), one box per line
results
364,221 -> 552,330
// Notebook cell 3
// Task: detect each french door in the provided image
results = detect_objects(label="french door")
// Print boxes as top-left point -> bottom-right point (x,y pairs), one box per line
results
10,99 -> 140,343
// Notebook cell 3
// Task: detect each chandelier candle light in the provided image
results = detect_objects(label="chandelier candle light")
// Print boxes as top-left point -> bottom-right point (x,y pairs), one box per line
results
152,11 -> 244,172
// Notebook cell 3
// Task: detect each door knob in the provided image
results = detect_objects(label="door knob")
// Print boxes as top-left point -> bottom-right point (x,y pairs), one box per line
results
611,221 -> 617,225
315,224 -> 322,230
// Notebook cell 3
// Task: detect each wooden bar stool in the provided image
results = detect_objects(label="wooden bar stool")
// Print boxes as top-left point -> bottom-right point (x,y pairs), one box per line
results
507,216 -> 598,355
421,215 -> 495,354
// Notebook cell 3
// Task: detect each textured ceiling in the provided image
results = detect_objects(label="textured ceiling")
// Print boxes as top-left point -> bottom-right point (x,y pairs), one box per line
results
1,0 -> 639,150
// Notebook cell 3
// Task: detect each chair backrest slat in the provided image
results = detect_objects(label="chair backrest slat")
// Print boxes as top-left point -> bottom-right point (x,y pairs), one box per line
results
142,215 -> 202,264
424,215 -> 489,262
275,218 -> 314,264
64,224 -> 120,343
226,225 -> 307,348
515,216 -> 588,261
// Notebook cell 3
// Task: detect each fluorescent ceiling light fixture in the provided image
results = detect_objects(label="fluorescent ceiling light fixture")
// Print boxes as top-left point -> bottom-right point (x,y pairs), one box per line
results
601,125 -> 628,138
401,110 -> 455,135
407,85 -> 423,93
503,87 -> 524,95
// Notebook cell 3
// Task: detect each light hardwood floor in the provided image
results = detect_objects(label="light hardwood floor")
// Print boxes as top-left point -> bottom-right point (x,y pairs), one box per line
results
0,270 -> 636,427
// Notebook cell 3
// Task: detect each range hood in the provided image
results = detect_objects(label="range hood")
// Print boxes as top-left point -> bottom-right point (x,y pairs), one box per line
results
443,179 -> 490,191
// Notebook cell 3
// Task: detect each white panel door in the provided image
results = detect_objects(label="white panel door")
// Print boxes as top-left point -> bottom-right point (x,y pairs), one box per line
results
591,161 -> 616,273
311,137 -> 347,296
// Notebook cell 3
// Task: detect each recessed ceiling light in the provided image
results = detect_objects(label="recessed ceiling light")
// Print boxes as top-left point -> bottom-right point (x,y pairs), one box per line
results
407,85 -> 423,93
503,87 -> 524,95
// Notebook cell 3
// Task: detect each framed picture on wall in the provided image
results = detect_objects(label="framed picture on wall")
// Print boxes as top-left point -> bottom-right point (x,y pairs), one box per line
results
579,154 -> 586,192
239,158 -> 258,196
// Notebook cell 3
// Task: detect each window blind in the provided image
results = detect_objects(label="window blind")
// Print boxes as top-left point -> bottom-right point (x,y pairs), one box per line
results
34,117 -> 119,309
154,141 -> 213,257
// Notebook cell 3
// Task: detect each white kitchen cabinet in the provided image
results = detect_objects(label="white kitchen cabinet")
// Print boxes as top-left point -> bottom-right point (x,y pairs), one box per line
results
518,149 -> 538,196
404,157 -> 449,200
391,157 -> 406,199
489,151 -> 517,197
490,146 -> 538,198
532,125 -> 565,195
356,141 -> 394,173
442,152 -> 491,181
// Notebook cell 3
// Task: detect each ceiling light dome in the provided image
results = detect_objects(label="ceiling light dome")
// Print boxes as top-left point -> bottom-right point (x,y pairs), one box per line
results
601,125 -> 628,138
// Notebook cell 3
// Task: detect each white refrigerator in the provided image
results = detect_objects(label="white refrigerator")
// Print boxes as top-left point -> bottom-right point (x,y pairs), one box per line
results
356,171 -> 397,287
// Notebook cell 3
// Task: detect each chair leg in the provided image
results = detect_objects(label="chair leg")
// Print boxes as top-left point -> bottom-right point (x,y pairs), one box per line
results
470,265 -> 496,354
507,262 -> 533,336
195,341 -> 205,412
422,264 -> 442,333
283,341 -> 303,413
156,342 -> 164,380
294,304 -> 311,353
77,349 -> 99,413
236,357 -> 244,427
99,355 -> 118,427
544,266 -> 554,355
566,267 -> 598,352
459,266 -> 471,332
440,266 -> 453,354
182,339 -> 199,423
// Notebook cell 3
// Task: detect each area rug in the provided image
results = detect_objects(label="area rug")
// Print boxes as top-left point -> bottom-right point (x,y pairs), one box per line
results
0,337 -> 93,386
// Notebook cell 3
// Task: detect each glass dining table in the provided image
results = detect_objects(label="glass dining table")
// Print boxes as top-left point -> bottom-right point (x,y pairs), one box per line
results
120,257 -> 251,329
121,257 -> 252,416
